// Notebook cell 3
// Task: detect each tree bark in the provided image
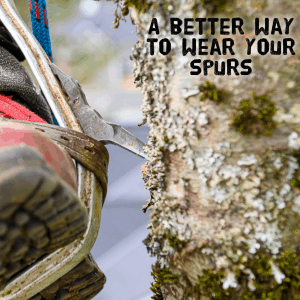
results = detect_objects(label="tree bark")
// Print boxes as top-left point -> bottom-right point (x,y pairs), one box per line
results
129,0 -> 300,299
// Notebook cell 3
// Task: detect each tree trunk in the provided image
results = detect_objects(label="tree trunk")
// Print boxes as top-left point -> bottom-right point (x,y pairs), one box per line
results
129,0 -> 300,299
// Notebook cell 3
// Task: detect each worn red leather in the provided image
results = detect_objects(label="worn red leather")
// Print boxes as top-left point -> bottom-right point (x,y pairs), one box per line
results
0,95 -> 77,191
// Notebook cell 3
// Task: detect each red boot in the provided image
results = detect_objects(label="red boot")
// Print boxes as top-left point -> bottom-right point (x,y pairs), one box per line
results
0,92 -> 89,286
0,22 -> 105,299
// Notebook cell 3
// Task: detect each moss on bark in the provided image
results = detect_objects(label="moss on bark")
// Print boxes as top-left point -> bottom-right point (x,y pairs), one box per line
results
230,92 -> 278,136
199,81 -> 228,103
127,0 -> 300,299
181,248 -> 300,300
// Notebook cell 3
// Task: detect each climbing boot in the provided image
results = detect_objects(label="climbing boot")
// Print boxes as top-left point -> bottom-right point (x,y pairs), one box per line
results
0,123 -> 88,288
0,21 -> 106,299
30,255 -> 106,300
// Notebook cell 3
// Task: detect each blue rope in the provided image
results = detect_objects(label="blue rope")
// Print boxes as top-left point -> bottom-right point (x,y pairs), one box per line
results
28,0 -> 59,125
28,0 -> 53,62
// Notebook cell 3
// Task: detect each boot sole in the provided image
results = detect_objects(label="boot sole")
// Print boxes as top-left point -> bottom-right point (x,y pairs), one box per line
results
0,146 -> 88,287
30,254 -> 106,300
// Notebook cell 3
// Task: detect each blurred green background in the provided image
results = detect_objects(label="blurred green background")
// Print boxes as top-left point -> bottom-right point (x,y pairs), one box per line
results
16,0 -> 143,123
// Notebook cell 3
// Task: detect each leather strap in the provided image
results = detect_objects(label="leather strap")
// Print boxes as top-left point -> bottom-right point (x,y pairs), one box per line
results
0,117 -> 109,198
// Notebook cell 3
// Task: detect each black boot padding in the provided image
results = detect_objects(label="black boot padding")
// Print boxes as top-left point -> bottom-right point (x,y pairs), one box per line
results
0,21 -> 25,62
0,46 -> 53,123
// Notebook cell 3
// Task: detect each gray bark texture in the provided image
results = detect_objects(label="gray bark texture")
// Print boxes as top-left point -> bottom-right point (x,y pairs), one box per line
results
127,0 -> 300,299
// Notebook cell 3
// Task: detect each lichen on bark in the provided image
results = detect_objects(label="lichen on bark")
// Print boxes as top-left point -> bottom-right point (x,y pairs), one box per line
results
127,0 -> 300,299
